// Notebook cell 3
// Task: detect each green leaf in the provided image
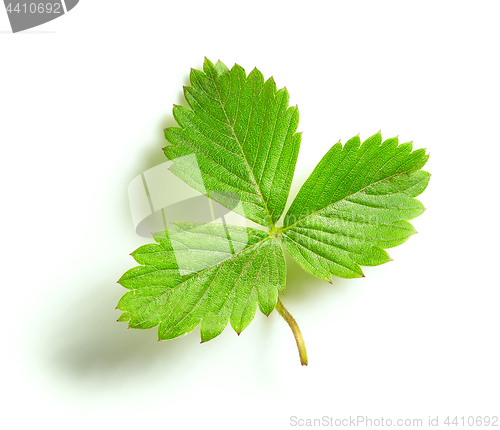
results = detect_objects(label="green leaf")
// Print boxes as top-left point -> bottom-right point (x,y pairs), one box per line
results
163,58 -> 301,227
281,132 -> 429,281
117,59 -> 431,364
117,222 -> 285,341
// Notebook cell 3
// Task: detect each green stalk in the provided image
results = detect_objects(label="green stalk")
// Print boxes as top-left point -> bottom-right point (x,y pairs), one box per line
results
276,297 -> 308,366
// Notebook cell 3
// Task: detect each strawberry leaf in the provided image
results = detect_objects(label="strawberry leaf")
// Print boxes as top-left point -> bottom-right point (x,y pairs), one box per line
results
117,222 -> 285,342
117,59 -> 430,365
163,58 -> 301,227
281,132 -> 429,281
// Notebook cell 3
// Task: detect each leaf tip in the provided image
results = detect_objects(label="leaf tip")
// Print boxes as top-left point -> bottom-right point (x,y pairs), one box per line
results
237,332 -> 241,336
389,258 -> 394,261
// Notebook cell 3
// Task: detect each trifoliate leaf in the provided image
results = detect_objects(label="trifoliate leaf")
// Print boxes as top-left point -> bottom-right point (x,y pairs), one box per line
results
117,59 -> 430,365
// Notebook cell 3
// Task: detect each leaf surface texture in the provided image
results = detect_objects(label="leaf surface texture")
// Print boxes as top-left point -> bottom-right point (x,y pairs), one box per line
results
163,59 -> 301,227
118,222 -> 285,341
281,133 -> 429,280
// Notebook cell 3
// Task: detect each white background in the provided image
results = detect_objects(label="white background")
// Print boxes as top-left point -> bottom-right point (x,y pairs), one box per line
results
1,1 -> 499,429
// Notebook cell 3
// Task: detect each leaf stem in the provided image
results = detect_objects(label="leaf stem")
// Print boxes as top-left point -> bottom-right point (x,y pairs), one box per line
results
275,297 -> 308,366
